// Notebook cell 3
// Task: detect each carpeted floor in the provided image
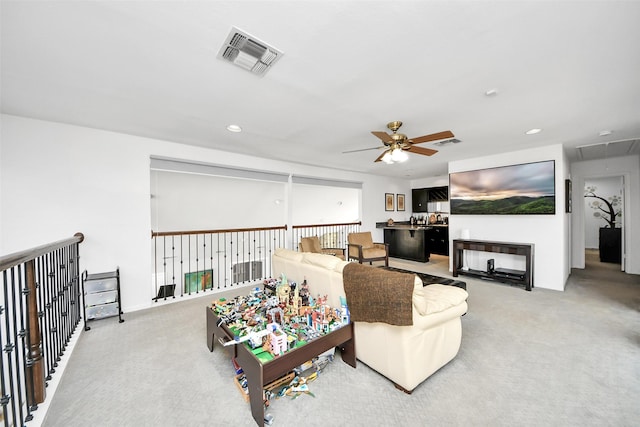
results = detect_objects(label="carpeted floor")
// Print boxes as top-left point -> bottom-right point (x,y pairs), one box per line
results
38,250 -> 639,427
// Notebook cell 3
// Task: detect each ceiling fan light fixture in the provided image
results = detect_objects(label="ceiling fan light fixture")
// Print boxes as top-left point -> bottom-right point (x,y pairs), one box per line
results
382,151 -> 394,164
391,147 -> 408,162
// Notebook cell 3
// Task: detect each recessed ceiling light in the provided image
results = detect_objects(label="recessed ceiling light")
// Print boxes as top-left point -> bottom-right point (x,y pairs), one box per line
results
525,128 -> 542,135
484,88 -> 498,96
599,130 -> 613,137
226,124 -> 242,133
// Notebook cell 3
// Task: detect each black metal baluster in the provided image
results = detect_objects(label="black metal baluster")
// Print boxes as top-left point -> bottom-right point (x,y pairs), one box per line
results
1,269 -> 17,427
209,233 -> 214,290
43,253 -> 54,378
155,235 -> 161,302
224,233 -> 228,288
0,288 -> 10,427
51,249 -> 61,367
170,236 -> 176,299
35,255 -> 50,382
45,252 -> 56,374
216,234 -> 221,290
202,233 -> 209,291
195,234 -> 199,294
10,266 -> 27,423
179,235 -> 184,297
59,246 -> 69,351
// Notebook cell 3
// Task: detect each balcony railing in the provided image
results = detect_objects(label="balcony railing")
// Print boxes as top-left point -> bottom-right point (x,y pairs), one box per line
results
151,226 -> 288,301
292,222 -> 361,251
0,233 -> 84,426
150,222 -> 361,302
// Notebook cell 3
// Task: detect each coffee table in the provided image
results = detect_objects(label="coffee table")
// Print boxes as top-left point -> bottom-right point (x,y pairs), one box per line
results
206,307 -> 356,426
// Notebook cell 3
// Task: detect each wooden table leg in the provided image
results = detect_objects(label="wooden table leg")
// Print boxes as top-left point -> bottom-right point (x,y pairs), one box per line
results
339,324 -> 356,368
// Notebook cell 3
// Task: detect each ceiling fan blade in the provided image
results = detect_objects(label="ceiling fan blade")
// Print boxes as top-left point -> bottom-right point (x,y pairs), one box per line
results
342,146 -> 384,154
371,131 -> 393,143
374,150 -> 389,162
407,145 -> 439,156
409,130 -> 455,144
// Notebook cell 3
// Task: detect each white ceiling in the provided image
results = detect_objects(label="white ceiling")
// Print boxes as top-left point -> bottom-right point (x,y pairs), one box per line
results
2,1 -> 640,179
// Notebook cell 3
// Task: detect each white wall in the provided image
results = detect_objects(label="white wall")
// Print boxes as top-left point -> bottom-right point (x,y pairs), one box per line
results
291,184 -> 359,225
0,114 -> 411,311
411,175 -> 449,188
571,154 -> 640,274
583,176 -> 623,249
448,144 -> 569,291
150,171 -> 288,231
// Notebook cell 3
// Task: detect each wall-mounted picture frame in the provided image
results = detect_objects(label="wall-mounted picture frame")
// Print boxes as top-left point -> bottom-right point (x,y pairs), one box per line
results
397,194 -> 405,211
565,179 -> 572,213
450,160 -> 555,215
385,193 -> 394,211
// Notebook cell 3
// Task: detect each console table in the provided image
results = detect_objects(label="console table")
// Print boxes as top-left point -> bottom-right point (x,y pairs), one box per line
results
206,307 -> 356,426
452,239 -> 534,291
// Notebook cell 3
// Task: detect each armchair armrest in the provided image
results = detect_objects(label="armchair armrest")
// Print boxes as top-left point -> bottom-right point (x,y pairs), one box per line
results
347,243 -> 365,258
321,247 -> 345,257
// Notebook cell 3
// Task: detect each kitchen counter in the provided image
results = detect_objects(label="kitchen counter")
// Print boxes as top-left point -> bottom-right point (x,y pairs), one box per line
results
377,223 -> 448,229
376,222 -> 449,230
382,224 -> 450,262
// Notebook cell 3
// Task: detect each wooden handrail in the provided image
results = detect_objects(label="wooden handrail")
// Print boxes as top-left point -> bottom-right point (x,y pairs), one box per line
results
0,232 -> 84,271
151,225 -> 287,238
292,221 -> 361,229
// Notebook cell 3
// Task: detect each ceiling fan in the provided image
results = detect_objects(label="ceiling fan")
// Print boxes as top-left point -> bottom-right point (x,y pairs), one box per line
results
344,121 -> 455,164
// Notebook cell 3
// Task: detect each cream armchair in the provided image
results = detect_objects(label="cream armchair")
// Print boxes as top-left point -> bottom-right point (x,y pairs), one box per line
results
347,231 -> 389,267
299,236 -> 345,260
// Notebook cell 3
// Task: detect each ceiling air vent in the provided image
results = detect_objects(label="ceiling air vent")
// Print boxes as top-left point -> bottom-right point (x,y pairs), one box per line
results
217,27 -> 283,76
434,138 -> 461,145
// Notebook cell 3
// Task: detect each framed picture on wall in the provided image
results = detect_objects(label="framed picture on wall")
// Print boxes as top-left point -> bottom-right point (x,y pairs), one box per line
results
565,179 -> 572,213
397,194 -> 405,211
385,193 -> 394,211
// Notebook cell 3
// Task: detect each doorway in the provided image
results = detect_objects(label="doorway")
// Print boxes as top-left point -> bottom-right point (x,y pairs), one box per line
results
583,176 -> 624,271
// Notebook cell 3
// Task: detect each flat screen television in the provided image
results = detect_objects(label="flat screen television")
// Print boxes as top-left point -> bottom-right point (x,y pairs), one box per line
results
449,160 -> 555,215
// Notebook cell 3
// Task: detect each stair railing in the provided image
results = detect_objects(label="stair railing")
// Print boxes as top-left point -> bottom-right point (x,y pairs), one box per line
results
0,232 -> 84,425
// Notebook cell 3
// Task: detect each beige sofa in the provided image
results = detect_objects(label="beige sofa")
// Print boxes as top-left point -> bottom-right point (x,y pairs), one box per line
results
272,248 -> 468,392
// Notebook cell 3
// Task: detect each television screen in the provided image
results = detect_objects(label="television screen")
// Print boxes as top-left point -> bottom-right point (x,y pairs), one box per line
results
449,160 -> 555,215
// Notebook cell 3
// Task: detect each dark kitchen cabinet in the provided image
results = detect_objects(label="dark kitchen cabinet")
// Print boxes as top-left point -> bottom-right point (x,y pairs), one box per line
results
412,187 -> 448,212
426,226 -> 449,256
412,188 -> 428,212
428,186 -> 448,202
